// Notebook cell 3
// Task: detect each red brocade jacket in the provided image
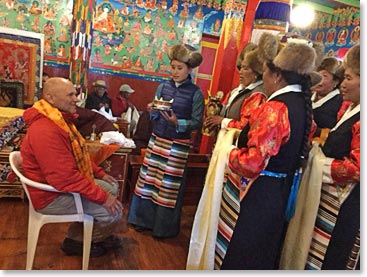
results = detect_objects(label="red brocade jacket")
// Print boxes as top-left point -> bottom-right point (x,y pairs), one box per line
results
227,97 -> 360,184
228,100 -> 291,179
226,92 -> 267,130
322,103 -> 360,184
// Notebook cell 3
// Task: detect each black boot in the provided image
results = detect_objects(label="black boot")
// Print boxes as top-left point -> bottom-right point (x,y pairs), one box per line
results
60,238 -> 106,257
96,235 -> 125,250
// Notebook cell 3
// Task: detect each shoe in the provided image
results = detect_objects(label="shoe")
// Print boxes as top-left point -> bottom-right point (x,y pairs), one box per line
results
60,238 -> 106,257
96,235 -> 124,250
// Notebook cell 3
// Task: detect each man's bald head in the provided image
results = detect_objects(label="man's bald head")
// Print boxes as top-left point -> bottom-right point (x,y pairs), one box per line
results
42,77 -> 79,114
43,77 -> 71,96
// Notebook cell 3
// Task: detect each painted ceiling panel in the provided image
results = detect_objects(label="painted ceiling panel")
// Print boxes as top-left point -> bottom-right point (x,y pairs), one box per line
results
293,0 -> 360,13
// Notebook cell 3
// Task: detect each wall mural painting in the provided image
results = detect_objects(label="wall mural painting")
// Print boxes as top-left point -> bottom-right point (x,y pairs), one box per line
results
90,0 -> 224,81
0,0 -> 73,67
291,7 -> 360,59
0,27 -> 44,105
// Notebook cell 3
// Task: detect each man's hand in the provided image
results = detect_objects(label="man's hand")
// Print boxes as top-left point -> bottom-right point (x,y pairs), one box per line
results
103,194 -> 123,216
102,174 -> 118,186
204,115 -> 223,130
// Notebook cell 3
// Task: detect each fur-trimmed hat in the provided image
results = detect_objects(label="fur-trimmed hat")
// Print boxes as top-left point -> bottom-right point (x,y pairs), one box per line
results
317,57 -> 339,74
343,44 -> 360,75
317,57 -> 343,81
273,42 -> 316,75
243,49 -> 263,74
257,32 -> 279,64
168,44 -> 203,68
236,42 -> 257,70
239,32 -> 280,74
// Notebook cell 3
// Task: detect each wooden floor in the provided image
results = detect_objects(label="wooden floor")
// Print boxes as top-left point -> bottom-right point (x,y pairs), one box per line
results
0,198 -> 198,270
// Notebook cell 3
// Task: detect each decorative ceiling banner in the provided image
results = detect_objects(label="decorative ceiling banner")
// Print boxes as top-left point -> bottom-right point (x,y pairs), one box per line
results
0,27 -> 44,105
69,0 -> 95,91
291,7 -> 360,59
0,0 -> 73,68
89,0 -> 224,82
198,0 -> 246,157
251,0 -> 291,45
254,0 -> 291,31
218,0 -> 247,54
208,0 -> 246,99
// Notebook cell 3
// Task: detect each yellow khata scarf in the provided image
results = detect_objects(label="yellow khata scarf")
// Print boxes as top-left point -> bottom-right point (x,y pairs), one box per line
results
33,99 -> 94,182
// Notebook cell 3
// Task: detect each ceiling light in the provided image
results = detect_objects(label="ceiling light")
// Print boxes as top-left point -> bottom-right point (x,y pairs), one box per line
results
291,4 -> 315,28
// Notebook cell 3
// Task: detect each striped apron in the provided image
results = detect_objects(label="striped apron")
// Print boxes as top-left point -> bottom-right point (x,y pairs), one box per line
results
134,134 -> 190,208
215,170 -> 287,269
305,183 -> 356,269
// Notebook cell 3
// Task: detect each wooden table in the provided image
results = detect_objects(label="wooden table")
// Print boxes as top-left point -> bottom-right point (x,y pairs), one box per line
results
86,141 -> 134,203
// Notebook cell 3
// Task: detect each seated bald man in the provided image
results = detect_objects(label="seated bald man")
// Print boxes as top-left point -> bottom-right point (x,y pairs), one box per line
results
20,77 -> 124,257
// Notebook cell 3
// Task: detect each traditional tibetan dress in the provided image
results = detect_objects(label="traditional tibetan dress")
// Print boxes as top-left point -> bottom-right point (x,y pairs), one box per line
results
279,103 -> 360,270
312,89 -> 343,129
127,78 -> 204,238
186,92 -> 266,270
305,104 -> 360,270
219,85 -> 308,269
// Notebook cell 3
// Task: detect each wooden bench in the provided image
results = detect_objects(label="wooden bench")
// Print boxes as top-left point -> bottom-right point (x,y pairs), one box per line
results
126,152 -> 210,206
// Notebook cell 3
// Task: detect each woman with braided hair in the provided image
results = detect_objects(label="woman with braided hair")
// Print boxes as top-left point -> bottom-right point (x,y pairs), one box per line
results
217,41 -> 317,269
280,44 -> 360,270
186,33 -> 277,270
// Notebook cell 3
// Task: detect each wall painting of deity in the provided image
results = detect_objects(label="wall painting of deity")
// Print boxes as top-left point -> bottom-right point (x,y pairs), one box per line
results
90,0 -> 224,82
0,27 -> 44,105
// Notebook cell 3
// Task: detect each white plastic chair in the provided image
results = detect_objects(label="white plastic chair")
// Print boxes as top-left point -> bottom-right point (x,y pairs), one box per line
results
9,151 -> 93,270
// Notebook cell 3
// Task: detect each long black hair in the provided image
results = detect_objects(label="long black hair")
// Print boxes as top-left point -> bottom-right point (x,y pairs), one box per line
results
267,62 -> 313,168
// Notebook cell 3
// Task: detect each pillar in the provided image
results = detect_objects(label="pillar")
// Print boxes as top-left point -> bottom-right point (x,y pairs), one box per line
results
200,0 -> 255,154
209,0 -> 250,97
